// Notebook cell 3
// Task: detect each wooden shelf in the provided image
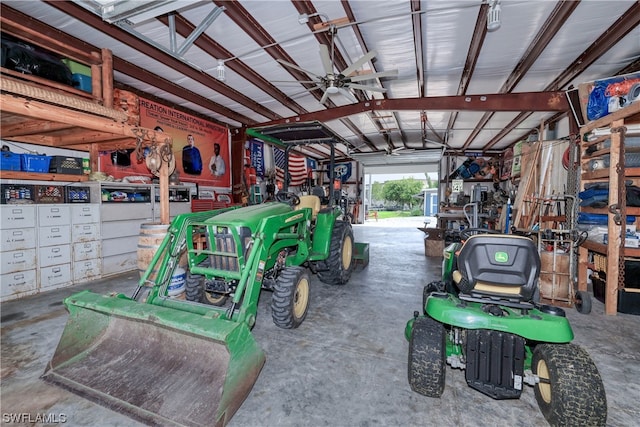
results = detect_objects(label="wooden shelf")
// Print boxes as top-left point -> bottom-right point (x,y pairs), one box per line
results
581,167 -> 640,181
580,206 -> 640,215
580,101 -> 640,132
1,67 -> 96,101
578,102 -> 640,315
581,239 -> 640,258
0,171 -> 88,182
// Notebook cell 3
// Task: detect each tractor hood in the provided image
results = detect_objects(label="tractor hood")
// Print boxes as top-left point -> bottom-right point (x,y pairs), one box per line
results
207,202 -> 293,231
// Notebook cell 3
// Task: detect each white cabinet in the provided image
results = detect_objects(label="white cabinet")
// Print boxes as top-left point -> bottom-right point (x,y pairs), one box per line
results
0,178 -> 190,299
71,204 -> 101,283
37,204 -> 72,291
97,182 -> 190,277
0,200 -> 101,301
100,200 -> 150,277
1,228 -> 36,251
0,205 -> 37,300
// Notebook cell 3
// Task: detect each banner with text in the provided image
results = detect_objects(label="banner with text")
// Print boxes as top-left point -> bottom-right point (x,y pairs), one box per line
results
99,97 -> 230,188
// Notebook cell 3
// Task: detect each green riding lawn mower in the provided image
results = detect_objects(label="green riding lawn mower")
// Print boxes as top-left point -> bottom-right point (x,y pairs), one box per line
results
405,229 -> 607,426
42,122 -> 368,426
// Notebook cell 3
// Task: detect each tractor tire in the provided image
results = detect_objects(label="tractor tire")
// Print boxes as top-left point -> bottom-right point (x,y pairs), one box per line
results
185,272 -> 204,302
184,272 -> 227,306
317,220 -> 354,285
532,343 -> 607,427
271,267 -> 310,329
408,316 -> 446,398
574,290 -> 592,314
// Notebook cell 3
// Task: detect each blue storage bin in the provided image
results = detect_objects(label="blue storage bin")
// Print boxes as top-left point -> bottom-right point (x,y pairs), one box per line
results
20,154 -> 51,173
0,152 -> 21,171
577,212 -> 635,225
72,73 -> 92,92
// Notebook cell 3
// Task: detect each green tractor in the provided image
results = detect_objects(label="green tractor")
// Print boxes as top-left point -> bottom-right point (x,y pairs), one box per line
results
43,122 -> 368,426
405,229 -> 607,426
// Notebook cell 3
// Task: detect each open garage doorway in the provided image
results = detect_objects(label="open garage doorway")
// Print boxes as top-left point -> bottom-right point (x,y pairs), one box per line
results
358,160 -> 441,227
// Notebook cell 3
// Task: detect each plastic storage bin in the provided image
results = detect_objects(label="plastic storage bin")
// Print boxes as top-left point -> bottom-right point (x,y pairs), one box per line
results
49,156 -> 83,175
72,73 -> 91,93
0,152 -> 21,171
62,59 -> 91,76
35,185 -> 65,204
20,154 -> 51,172
1,184 -> 35,204
66,186 -> 91,203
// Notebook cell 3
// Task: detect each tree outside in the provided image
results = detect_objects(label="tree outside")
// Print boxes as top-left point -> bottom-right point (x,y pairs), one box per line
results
381,178 -> 424,210
371,181 -> 384,205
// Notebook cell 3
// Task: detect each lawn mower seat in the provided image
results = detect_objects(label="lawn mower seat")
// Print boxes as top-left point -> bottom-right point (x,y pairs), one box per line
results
295,195 -> 321,220
452,234 -> 540,306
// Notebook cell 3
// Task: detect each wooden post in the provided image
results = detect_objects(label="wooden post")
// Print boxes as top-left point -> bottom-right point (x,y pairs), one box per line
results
89,144 -> 99,175
91,51 -> 102,101
101,48 -> 113,109
605,119 -> 622,315
159,147 -> 170,225
577,246 -> 589,292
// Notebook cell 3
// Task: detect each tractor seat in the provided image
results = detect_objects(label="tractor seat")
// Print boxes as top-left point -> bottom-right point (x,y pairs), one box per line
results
295,195 -> 321,220
452,234 -> 540,306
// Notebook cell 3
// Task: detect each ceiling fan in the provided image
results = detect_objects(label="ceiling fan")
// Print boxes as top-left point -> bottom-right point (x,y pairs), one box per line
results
276,31 -> 398,104
385,146 -> 412,156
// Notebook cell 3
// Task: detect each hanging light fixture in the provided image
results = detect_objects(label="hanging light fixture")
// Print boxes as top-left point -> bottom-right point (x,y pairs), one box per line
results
216,60 -> 226,81
487,0 -> 501,32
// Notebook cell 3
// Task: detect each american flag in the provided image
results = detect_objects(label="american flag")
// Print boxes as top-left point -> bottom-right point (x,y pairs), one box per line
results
274,147 -> 307,186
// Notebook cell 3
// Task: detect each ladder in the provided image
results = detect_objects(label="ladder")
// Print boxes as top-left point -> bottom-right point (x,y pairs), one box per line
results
250,185 -> 262,204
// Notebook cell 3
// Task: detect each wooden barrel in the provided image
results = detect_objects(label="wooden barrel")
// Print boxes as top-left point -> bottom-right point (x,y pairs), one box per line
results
137,222 -> 170,280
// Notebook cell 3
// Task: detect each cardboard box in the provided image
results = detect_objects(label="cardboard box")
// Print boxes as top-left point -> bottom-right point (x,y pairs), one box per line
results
425,237 -> 444,257
539,251 -> 570,300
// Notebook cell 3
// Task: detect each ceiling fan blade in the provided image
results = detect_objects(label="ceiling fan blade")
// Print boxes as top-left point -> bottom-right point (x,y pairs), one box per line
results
319,90 -> 330,105
349,69 -> 398,82
277,59 -> 323,79
341,49 -> 377,77
348,83 -> 387,93
338,87 -> 358,103
319,44 -> 334,75
271,80 -> 318,85
289,87 -> 323,99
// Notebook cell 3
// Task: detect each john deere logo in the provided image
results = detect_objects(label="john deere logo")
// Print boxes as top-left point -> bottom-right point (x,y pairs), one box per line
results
494,252 -> 509,263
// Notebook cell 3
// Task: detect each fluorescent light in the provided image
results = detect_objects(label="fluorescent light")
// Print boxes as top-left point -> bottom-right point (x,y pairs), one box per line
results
487,0 -> 501,32
298,13 -> 311,25
216,60 -> 226,81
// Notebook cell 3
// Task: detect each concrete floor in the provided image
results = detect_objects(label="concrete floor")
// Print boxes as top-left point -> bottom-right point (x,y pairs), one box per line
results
1,216 -> 639,426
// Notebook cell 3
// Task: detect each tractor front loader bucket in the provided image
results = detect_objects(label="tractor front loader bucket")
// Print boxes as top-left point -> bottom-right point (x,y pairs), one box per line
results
42,291 -> 265,427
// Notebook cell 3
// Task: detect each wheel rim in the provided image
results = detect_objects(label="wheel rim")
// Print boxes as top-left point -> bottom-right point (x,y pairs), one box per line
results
204,292 -> 226,305
342,235 -> 353,269
293,277 -> 310,319
575,292 -> 582,309
536,359 -> 552,403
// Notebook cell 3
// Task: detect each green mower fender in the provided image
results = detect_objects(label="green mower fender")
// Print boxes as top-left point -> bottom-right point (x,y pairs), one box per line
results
405,294 -> 574,344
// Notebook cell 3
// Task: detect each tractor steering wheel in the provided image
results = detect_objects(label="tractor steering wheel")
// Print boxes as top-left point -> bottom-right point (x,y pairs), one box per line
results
276,192 -> 300,206
459,228 -> 501,241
